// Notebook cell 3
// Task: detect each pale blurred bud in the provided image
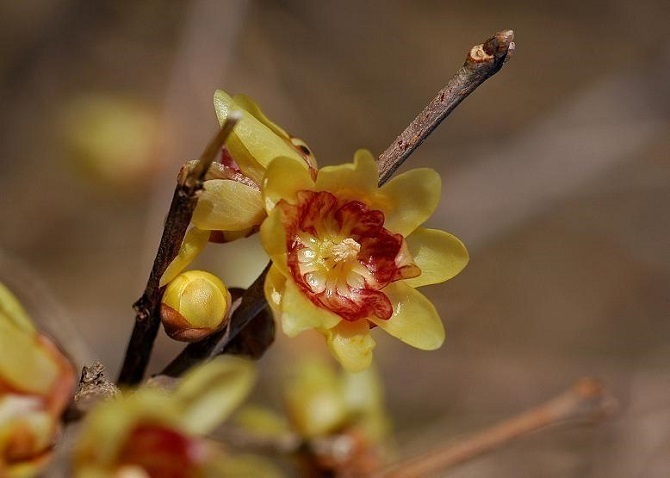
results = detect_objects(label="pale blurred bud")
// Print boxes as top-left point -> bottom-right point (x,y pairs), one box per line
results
160,270 -> 231,342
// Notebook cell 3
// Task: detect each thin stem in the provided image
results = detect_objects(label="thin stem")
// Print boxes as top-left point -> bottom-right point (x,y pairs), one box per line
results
378,378 -> 617,478
377,29 -> 515,185
117,113 -> 241,386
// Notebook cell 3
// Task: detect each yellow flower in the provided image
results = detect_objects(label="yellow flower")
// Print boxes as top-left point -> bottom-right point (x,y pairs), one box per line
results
161,91 -> 316,286
0,282 -> 75,477
73,356 -> 279,478
260,150 -> 468,371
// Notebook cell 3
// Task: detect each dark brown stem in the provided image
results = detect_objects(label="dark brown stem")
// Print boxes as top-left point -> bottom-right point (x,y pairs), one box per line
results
377,29 -> 515,185
117,114 -> 240,386
378,378 -> 617,478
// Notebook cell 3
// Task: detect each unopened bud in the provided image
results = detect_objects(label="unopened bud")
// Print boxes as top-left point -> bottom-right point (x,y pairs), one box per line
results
160,270 -> 231,342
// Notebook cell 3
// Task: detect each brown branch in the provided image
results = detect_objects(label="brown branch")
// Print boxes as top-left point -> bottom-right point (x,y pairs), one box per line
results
378,378 -> 617,478
117,113 -> 241,386
377,29 -> 515,185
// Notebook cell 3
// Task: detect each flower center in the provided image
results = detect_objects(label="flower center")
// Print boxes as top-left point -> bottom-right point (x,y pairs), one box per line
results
279,190 -> 420,322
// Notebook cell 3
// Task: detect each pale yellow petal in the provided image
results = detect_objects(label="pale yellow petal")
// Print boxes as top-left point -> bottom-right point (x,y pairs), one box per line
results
263,155 -> 314,211
403,228 -> 469,288
160,227 -> 210,287
192,179 -> 265,231
263,265 -> 287,317
315,149 -> 378,199
370,282 -> 444,350
325,320 -> 375,372
0,319 -> 58,395
280,280 -> 340,337
232,94 -> 291,139
259,208 -> 289,275
213,90 -> 304,184
0,281 -> 35,334
376,168 -> 441,236
173,356 -> 256,435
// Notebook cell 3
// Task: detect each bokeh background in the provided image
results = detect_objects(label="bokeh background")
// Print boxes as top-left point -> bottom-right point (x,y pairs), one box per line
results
1,1 -> 669,476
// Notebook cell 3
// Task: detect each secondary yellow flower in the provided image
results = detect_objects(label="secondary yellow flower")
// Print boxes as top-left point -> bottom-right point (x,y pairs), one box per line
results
73,356 -> 279,478
161,90 -> 316,286
0,282 -> 75,477
261,151 -> 468,371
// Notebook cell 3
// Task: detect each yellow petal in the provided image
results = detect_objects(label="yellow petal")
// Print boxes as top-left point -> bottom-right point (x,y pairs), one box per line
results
0,319 -> 58,395
263,155 -> 314,211
192,179 -> 265,231
376,168 -> 441,236
280,280 -> 340,337
213,90 -> 304,184
0,281 -> 35,335
325,320 -> 375,372
259,208 -> 289,275
232,94 -> 291,139
263,265 -> 287,317
370,282 -> 444,350
160,227 -> 210,287
315,149 -> 378,200
403,228 -> 469,288
173,356 -> 256,435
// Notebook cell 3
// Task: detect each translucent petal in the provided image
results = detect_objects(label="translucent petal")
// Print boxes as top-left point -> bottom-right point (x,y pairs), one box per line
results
213,91 -> 304,184
280,280 -> 340,337
173,356 -> 256,435
263,268 -> 286,322
0,281 -> 35,334
403,228 -> 469,288
232,94 -> 291,139
0,319 -> 58,395
259,208 -> 289,275
370,282 -> 444,350
376,168 -> 441,236
325,320 -> 375,372
315,149 -> 378,199
263,156 -> 314,211
159,227 -> 210,287
192,179 -> 265,231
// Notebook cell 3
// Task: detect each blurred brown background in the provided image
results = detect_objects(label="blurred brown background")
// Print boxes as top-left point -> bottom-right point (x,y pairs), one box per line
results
1,1 -> 669,476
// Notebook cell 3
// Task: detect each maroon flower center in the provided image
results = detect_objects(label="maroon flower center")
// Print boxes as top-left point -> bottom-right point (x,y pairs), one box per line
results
279,190 -> 419,322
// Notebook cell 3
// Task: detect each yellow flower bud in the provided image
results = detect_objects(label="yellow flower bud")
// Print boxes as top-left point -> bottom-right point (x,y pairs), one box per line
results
160,270 -> 231,342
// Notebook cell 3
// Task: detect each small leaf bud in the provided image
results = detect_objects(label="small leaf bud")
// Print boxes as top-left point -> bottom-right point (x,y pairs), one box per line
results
160,270 -> 231,342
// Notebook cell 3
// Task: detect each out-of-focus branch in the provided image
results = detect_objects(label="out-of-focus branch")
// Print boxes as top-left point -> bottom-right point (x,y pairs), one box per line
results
378,378 -> 617,478
376,29 -> 515,185
117,114 -> 240,387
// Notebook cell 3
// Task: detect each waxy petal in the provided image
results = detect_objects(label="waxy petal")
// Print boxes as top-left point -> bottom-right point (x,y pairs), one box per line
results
263,155 -> 314,211
213,91 -> 305,184
280,280 -> 340,337
370,282 -> 444,350
324,320 -> 375,372
192,179 -> 265,231
174,356 -> 256,435
160,227 -> 210,287
232,94 -> 291,139
315,149 -> 378,200
264,265 -> 287,316
259,208 -> 289,274
377,168 -> 441,236
0,282 -> 35,335
403,228 -> 469,288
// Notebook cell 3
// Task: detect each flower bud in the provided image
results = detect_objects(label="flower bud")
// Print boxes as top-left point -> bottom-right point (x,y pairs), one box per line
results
160,270 -> 231,342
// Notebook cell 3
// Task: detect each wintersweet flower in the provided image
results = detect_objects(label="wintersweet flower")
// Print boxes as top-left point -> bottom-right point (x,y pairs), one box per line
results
260,150 -> 469,371
0,281 -> 75,477
161,90 -> 317,286
74,356 -> 279,478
